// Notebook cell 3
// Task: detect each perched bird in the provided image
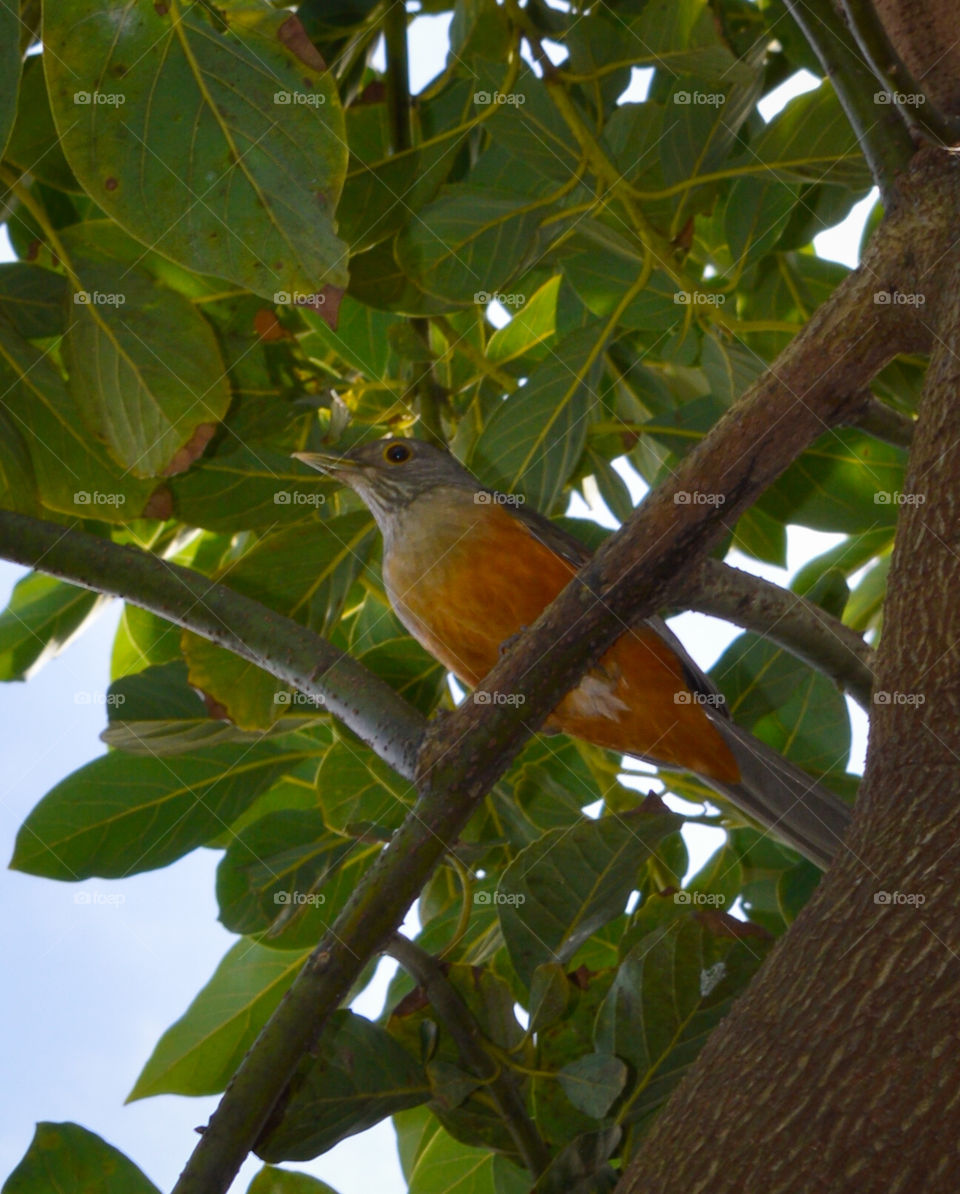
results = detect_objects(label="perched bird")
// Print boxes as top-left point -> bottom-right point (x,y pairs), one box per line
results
294,437 -> 850,868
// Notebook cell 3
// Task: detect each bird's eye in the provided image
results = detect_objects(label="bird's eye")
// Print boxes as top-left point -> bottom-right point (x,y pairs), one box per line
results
384,442 -> 411,464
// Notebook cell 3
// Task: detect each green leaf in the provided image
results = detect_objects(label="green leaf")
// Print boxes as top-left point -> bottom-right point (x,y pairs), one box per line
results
791,527 -> 893,596
44,0 -> 349,299
102,660 -> 294,755
486,275 -> 560,364
248,1169 -> 341,1194
498,807 -> 682,986
0,573 -> 110,682
594,902 -> 771,1130
170,446 -> 336,533
406,1123 -> 530,1194
725,175 -> 799,268
11,741 -> 302,880
557,1053 -> 627,1118
747,82 -> 872,189
0,263 -> 71,340
528,963 -> 571,1033
60,223 -> 232,477
469,322 -> 607,511
0,320 -> 159,520
756,429 -> 906,534
629,0 -> 752,79
0,408 -> 39,516
5,56 -> 79,193
475,64 -> 581,184
216,810 -> 380,947
316,735 -> 415,833
0,1 -> 20,160
711,633 -> 851,776
129,940 -> 309,1100
256,1011 -> 429,1161
181,512 -> 375,729
2,1123 -> 159,1194
396,186 -> 545,307
247,1169 -> 341,1194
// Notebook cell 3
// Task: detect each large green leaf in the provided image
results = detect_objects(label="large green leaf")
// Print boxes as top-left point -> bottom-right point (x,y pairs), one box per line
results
0,320 -> 159,520
216,809 -> 380,947
2,1123 -> 159,1194
593,900 -> 772,1130
396,186 -> 545,307
468,322 -> 607,511
498,807 -> 682,986
129,939 -> 309,1100
256,1011 -> 429,1161
44,0 -> 349,299
711,633 -> 851,777
10,741 -> 303,880
0,572 -> 109,682
60,223 -> 232,477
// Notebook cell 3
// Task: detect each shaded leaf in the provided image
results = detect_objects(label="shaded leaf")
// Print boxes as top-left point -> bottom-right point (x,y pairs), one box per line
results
257,1011 -> 429,1161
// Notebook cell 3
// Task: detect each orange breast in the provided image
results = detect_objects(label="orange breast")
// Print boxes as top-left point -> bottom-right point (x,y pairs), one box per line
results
383,495 -> 739,784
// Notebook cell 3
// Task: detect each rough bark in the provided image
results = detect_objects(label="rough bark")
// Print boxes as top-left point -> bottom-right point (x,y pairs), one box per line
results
617,151 -> 960,1194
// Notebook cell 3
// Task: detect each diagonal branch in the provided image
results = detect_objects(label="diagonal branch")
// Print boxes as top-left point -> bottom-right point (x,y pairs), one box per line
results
682,559 -> 876,709
783,0 -> 916,200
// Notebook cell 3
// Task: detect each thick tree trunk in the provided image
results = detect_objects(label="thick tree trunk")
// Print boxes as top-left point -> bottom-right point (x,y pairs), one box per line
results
617,152 -> 960,1194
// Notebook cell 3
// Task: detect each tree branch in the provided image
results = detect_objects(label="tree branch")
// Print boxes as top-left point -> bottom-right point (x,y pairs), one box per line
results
681,559 -> 876,709
838,0 -> 960,144
170,151 -> 939,1194
783,0 -> 916,200
853,393 -> 916,448
385,934 -> 552,1176
0,512 -> 425,779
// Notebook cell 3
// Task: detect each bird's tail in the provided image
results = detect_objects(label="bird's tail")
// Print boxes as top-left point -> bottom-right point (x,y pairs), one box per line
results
704,717 -> 852,870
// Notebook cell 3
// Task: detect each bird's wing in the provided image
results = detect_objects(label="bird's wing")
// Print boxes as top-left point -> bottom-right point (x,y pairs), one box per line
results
510,499 -> 729,717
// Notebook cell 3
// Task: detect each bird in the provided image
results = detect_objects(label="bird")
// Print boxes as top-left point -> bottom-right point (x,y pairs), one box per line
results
293,437 -> 851,869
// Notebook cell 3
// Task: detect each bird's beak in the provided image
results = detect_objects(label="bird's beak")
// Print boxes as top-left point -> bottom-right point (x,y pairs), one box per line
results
291,451 -> 359,478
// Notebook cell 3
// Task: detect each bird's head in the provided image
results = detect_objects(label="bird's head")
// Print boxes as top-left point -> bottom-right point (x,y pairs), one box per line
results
293,437 -> 479,529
